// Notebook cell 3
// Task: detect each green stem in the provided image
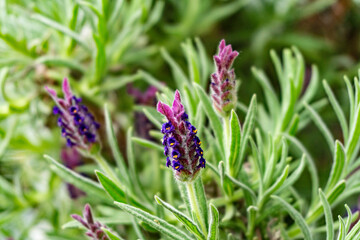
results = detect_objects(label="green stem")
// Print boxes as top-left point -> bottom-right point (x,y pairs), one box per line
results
186,182 -> 208,236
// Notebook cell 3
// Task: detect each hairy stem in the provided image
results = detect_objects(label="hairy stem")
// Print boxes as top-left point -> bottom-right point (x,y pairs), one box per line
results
186,182 -> 208,236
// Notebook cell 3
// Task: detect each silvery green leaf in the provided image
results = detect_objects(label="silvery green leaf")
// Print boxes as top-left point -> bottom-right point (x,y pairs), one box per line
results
114,202 -> 193,240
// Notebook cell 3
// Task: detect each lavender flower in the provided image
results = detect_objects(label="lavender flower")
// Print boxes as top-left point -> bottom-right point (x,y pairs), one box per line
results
71,204 -> 109,240
45,78 -> 100,149
157,90 -> 205,182
211,39 -> 239,117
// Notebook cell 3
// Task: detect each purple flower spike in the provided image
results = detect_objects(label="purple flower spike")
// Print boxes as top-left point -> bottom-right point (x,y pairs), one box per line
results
45,78 -> 100,149
211,39 -> 239,117
157,90 -> 205,182
71,204 -> 113,240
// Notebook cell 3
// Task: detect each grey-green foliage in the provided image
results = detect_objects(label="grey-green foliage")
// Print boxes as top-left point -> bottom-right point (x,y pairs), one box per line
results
60,43 -> 360,239
4,32 -> 360,238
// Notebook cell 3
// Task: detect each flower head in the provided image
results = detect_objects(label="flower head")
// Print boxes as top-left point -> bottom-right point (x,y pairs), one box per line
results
211,39 -> 239,117
45,78 -> 100,149
71,204 -> 110,240
157,90 -> 205,182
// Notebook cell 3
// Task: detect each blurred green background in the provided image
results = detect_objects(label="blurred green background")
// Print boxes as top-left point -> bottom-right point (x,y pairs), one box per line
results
1,0 -> 360,239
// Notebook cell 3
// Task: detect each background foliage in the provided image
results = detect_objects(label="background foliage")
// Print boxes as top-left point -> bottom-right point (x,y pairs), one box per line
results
2,0 -> 360,239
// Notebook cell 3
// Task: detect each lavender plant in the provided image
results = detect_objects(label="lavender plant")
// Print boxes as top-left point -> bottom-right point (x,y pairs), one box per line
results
4,1 -> 360,240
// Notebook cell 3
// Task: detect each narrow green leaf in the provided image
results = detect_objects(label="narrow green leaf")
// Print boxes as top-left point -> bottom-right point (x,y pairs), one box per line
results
304,103 -> 334,153
337,216 -> 346,240
346,215 -> 360,240
194,37 -> 210,88
345,204 -> 352,232
182,40 -> 201,85
319,189 -> 334,240
194,83 -> 224,155
143,108 -> 162,129
218,161 -> 233,197
235,95 -> 257,177
160,47 -> 189,90
44,155 -> 107,201
344,76 -> 354,128
284,133 -> 319,204
306,180 -> 346,225
259,165 -> 289,210
207,204 -> 219,240
325,141 -> 345,192
127,127 -> 152,204
272,195 -> 313,240
346,104 -> 360,164
132,137 -> 163,151
114,202 -> 193,240
95,171 -> 149,212
35,56 -> 85,73
246,206 -> 258,239
227,110 -> 241,174
278,155 -> 306,192
103,229 -> 125,240
93,33 -> 107,83
104,104 -> 130,187
251,67 -> 279,119
155,196 -> 205,240
32,14 -> 90,52
323,80 -> 348,140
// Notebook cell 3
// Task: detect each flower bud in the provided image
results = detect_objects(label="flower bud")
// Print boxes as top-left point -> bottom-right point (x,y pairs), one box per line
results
211,39 -> 239,117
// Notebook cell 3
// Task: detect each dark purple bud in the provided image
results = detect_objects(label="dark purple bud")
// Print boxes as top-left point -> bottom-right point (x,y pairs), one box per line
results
198,157 -> 206,168
161,121 -> 174,134
166,157 -> 171,167
167,137 -> 178,147
164,145 -> 169,156
61,128 -> 67,137
196,147 -> 204,156
79,124 -> 89,135
188,125 -> 197,134
69,106 -> 78,115
72,96 -> 82,103
74,114 -> 84,125
85,132 -> 96,143
53,106 -> 61,115
193,136 -> 201,146
57,117 -> 63,127
172,160 -> 184,171
181,112 -> 188,120
172,149 -> 180,159
66,138 -> 76,147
